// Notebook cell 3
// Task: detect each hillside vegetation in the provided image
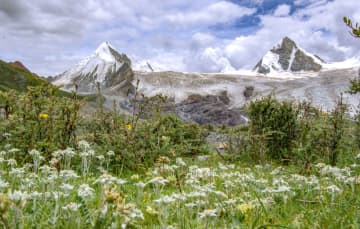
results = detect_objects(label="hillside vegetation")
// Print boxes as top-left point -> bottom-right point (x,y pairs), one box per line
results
0,60 -> 47,91
0,84 -> 359,228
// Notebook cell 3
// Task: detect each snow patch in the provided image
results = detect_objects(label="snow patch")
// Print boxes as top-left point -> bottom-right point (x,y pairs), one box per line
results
261,51 -> 281,73
94,42 -> 116,62
287,47 -> 297,71
322,57 -> 360,70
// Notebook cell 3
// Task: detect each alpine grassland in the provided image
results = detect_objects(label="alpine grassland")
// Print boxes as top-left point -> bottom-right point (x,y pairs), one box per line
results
0,82 -> 359,229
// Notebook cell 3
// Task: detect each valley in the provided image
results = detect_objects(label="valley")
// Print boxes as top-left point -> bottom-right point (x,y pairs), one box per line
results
1,1 -> 360,227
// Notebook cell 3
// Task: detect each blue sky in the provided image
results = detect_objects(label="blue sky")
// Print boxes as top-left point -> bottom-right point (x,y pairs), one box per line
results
0,0 -> 359,75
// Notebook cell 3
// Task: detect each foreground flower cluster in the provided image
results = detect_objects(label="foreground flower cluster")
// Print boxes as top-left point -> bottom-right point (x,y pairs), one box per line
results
0,142 -> 359,228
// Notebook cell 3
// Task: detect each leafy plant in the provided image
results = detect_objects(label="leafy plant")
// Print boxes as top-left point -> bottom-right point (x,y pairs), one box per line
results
344,17 -> 360,38
247,96 -> 298,161
343,17 -> 360,95
0,85 -> 80,160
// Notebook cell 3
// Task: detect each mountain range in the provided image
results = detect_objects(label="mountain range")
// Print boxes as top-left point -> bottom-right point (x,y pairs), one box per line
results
2,37 -> 360,125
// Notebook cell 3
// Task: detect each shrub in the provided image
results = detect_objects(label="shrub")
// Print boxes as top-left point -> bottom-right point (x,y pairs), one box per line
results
247,96 -> 298,161
0,85 -> 80,160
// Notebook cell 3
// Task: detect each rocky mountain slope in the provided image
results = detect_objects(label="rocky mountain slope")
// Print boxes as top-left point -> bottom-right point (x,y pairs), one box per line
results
254,37 -> 325,74
52,42 -> 134,94
48,40 -> 360,126
136,68 -> 360,115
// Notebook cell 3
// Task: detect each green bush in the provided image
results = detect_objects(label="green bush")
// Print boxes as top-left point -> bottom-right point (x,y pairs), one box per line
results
247,96 -> 298,160
0,85 -> 80,160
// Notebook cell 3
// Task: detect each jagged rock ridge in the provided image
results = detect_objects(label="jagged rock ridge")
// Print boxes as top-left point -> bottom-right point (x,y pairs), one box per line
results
52,42 -> 134,94
254,37 -> 324,74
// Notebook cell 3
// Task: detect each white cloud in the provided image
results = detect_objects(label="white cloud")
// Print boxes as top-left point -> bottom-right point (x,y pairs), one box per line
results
163,1 -> 256,28
273,4 -> 291,17
219,0 -> 360,70
0,0 -> 360,74
185,47 -> 235,73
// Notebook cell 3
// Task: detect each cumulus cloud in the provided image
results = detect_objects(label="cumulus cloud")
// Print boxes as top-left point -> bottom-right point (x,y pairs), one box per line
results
185,47 -> 235,73
219,0 -> 360,70
0,0 -> 359,74
273,4 -> 291,17
163,1 -> 256,28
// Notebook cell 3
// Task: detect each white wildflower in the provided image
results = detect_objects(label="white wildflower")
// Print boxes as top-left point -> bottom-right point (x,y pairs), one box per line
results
29,191 -> 42,199
39,165 -> 55,174
94,174 -> 126,186
7,159 -> 17,167
8,190 -> 28,202
198,209 -> 217,219
326,185 -> 342,193
9,167 -> 25,177
147,177 -> 169,186
8,148 -> 20,154
77,184 -> 95,199
171,193 -> 187,201
135,182 -> 146,189
60,183 -> 74,192
29,149 -> 41,157
154,195 -> 176,204
128,208 -> 144,220
59,170 -> 80,179
197,155 -> 210,161
213,190 -> 228,199
78,140 -> 91,150
96,155 -> 105,161
187,191 -> 207,198
176,157 -> 186,167
270,167 -> 283,175
0,179 -> 9,189
62,202 -> 80,212
106,151 -> 115,157
185,202 -> 197,209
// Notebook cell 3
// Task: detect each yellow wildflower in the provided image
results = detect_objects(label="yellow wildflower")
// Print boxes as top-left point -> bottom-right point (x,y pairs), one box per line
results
355,176 -> 360,185
237,203 -> 255,222
238,203 -> 255,215
39,113 -> 49,119
126,123 -> 132,130
145,171 -> 153,177
146,206 -> 158,216
167,175 -> 177,183
131,174 -> 140,180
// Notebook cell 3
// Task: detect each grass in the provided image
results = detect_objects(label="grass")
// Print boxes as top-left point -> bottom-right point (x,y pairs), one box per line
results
0,60 -> 47,91
0,85 -> 359,228
0,143 -> 359,228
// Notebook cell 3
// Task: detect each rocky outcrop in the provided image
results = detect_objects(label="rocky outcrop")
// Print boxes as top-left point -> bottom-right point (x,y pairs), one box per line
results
290,50 -> 322,72
175,91 -> 247,126
254,37 -> 324,74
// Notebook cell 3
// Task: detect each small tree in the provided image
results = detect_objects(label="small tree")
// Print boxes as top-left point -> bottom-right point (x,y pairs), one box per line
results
344,17 -> 360,150
247,96 -> 298,161
344,17 -> 360,94
327,95 -> 347,165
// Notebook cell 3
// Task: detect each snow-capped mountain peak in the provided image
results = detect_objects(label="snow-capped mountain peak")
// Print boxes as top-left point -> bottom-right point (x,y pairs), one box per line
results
254,37 -> 324,75
52,42 -> 134,93
94,42 -> 116,62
